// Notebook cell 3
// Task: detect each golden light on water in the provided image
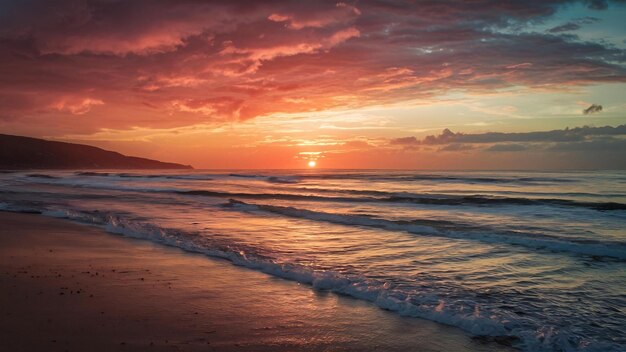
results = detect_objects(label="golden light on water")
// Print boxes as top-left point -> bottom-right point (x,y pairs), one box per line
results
308,160 -> 317,168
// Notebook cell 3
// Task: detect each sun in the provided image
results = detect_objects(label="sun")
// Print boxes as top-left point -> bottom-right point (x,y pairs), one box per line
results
308,160 -> 317,168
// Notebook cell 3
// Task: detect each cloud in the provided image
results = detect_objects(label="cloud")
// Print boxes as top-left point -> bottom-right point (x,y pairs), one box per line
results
386,124 -> 626,170
390,136 -> 419,145
583,104 -> 603,114
549,22 -> 581,33
585,0 -> 609,10
390,125 -> 626,149
578,16 -> 601,24
219,27 -> 360,69
506,62 -> 533,69
0,1 -> 257,56
438,143 -> 475,152
50,97 -> 104,115
268,2 -> 361,30
0,0 -> 625,134
549,17 -> 600,33
342,140 -> 373,149
485,143 -> 528,152
548,138 -> 626,151
169,100 -> 216,116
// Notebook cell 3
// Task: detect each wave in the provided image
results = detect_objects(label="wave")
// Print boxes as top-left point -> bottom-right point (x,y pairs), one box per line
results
35,207 -> 528,347
70,171 -> 579,185
0,202 -> 43,213
0,205 -> 616,351
222,199 -> 626,260
266,176 -> 299,184
73,171 -> 298,183
179,189 -> 626,211
75,171 -> 111,176
72,171 -> 214,181
229,173 -> 262,178
74,171 -> 297,183
20,173 -> 626,211
226,171 -> 578,184
27,173 -> 59,179
230,172 -> 577,184
295,173 -> 579,184
294,186 -> 626,199
385,194 -> 626,211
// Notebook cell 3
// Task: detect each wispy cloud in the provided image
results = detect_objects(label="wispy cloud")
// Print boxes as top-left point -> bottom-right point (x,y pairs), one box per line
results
548,16 -> 599,33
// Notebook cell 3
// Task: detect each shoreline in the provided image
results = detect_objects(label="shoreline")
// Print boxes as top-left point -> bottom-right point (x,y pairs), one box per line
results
0,211 -> 515,351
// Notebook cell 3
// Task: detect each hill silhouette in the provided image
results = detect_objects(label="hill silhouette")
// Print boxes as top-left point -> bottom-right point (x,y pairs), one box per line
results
0,134 -> 192,169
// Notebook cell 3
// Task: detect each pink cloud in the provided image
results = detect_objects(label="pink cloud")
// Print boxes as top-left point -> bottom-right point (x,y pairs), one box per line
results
0,0 -> 624,136
268,2 -> 361,29
50,97 -> 104,115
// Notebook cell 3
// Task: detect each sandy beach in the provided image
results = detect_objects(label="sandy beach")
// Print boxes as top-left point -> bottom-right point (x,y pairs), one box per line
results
0,212 -> 515,352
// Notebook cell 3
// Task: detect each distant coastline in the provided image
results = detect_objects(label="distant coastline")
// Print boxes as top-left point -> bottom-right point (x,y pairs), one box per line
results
0,134 -> 192,170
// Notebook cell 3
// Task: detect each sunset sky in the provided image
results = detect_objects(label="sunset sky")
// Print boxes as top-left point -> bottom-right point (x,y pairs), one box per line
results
1,0 -> 625,169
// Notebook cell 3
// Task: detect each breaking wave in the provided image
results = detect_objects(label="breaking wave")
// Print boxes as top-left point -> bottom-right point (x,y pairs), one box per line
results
223,199 -> 626,260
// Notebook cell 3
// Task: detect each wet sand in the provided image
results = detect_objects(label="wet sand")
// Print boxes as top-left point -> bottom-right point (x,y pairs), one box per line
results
0,212 -> 514,351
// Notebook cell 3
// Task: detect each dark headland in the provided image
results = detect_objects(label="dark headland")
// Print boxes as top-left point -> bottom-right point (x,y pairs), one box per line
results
0,134 -> 192,170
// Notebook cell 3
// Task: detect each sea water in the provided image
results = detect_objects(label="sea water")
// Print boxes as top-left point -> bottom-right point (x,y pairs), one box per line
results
1,170 -> 624,351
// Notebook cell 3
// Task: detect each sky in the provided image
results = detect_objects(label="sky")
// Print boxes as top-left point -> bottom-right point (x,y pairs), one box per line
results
0,0 -> 625,169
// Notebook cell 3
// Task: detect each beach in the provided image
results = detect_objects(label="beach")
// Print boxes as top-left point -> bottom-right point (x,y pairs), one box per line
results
0,212 -> 513,351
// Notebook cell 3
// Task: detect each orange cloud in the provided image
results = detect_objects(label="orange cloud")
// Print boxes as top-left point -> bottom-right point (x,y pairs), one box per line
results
0,0 -> 625,170
50,97 -> 104,115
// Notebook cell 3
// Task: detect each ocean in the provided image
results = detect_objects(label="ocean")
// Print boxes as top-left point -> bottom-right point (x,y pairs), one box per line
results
1,169 -> 625,351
